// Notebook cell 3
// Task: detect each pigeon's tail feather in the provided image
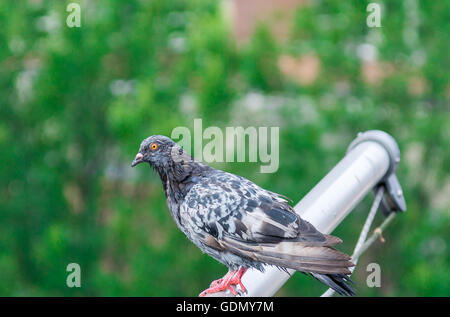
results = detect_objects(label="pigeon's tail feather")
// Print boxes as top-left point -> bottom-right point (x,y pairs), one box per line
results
222,237 -> 355,275
254,248 -> 354,275
310,273 -> 356,296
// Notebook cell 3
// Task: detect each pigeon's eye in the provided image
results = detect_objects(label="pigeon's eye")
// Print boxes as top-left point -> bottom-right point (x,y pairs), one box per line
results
150,143 -> 158,151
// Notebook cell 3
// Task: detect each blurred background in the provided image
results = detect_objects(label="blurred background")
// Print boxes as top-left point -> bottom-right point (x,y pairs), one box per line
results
0,0 -> 448,296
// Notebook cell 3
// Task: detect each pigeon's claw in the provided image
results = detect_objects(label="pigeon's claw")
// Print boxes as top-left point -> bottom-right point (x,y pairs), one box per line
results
209,278 -> 224,288
199,282 -> 238,297
199,267 -> 248,297
229,267 -> 248,293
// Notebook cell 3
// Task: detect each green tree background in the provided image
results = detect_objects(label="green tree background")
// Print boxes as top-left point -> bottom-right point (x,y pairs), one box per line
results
0,0 -> 448,296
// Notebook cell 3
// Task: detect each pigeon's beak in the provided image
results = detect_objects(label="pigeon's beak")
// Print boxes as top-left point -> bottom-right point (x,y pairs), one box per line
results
131,153 -> 144,167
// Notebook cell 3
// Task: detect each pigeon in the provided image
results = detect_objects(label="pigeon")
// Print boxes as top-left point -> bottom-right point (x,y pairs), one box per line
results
131,135 -> 355,296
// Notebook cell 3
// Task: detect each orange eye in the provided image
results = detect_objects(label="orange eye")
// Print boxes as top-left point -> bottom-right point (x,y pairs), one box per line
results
150,143 -> 158,151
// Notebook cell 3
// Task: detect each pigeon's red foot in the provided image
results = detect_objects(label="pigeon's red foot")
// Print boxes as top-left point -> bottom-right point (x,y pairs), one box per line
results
209,277 -> 224,288
199,267 -> 248,297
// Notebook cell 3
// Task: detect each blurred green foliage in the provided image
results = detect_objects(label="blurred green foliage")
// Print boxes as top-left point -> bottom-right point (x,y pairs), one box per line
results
0,0 -> 448,296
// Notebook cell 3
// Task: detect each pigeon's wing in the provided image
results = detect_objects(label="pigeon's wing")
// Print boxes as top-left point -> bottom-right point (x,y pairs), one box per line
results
181,172 -> 353,275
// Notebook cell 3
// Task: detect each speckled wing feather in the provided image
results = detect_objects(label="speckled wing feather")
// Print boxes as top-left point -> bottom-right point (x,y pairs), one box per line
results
180,170 -> 353,276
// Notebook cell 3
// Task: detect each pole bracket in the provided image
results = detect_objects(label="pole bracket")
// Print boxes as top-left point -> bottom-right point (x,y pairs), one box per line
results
347,130 -> 406,214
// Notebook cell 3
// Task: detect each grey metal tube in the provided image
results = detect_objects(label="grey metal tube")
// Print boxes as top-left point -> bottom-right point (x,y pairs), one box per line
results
237,140 -> 391,296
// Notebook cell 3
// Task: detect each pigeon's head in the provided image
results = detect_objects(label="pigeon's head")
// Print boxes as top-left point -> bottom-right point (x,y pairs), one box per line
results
131,135 -> 178,168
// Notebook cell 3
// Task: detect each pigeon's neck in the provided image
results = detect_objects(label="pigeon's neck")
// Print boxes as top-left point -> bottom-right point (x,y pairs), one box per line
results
155,159 -> 209,230
157,166 -> 184,201
156,158 -> 209,205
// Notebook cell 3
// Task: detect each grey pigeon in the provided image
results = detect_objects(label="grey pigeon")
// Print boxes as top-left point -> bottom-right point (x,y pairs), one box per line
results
132,135 -> 355,296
